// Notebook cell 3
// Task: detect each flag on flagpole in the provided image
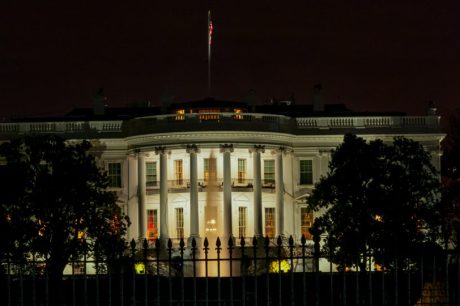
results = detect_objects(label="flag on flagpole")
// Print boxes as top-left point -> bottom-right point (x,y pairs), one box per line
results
208,10 -> 213,46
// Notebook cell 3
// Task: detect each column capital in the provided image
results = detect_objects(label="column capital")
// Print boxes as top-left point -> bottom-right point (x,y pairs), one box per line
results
318,149 -> 332,157
186,144 -> 200,154
155,146 -> 169,155
219,144 -> 234,153
250,145 -> 265,154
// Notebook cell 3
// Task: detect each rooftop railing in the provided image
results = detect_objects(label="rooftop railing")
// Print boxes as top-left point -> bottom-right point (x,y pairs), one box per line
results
0,113 -> 440,138
0,120 -> 123,135
296,115 -> 440,129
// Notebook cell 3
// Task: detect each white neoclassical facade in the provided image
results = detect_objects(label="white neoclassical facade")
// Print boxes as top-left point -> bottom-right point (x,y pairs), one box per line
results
0,98 -> 444,245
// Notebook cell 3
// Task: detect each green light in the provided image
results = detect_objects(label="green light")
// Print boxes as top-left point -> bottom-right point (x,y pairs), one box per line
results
270,260 -> 291,273
135,262 -> 145,274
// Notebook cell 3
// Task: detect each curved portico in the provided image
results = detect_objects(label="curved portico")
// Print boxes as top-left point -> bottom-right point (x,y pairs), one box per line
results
131,141 -> 293,243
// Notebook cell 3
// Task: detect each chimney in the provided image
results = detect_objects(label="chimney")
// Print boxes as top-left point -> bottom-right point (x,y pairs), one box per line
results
313,84 -> 324,112
426,101 -> 437,115
93,88 -> 106,116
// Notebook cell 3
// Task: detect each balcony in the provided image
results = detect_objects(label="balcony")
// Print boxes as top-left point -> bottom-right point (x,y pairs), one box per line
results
144,178 -> 277,194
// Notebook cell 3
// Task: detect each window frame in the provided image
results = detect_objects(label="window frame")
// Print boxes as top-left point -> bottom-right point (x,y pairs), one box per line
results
238,207 -> 247,238
263,159 -> 275,185
300,207 -> 313,240
174,159 -> 183,186
147,209 -> 158,241
146,161 -> 158,188
175,207 -> 184,239
299,159 -> 313,185
264,207 -> 276,238
237,158 -> 247,184
107,162 -> 122,188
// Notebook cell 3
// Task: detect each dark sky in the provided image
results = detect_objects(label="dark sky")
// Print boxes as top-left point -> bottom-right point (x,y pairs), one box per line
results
0,1 -> 459,122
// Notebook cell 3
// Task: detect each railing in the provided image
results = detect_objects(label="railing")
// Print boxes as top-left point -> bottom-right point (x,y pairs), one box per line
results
0,120 -> 123,135
296,115 -> 440,130
146,179 -> 276,195
0,114 -> 440,139
1,236 -> 456,305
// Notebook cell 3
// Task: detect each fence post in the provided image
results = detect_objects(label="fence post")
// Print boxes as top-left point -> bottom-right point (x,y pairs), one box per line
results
301,234 -> 307,306
313,231 -> 321,273
167,238 -> 173,306
265,236 -> 270,305
191,237 -> 197,306
313,230 -> 321,306
240,237 -> 246,306
155,238 -> 161,306
253,236 -> 258,306
130,239 -> 136,306
277,235 -> 282,306
204,237 -> 209,306
228,236 -> 234,306
143,238 -> 148,306
180,238 -> 185,306
288,236 -> 295,306
216,237 -> 222,304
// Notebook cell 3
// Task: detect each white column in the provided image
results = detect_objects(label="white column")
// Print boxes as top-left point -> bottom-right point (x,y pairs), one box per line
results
220,144 -> 234,238
187,145 -> 200,238
156,147 -> 169,240
252,145 -> 265,237
137,153 -> 146,240
276,148 -> 284,237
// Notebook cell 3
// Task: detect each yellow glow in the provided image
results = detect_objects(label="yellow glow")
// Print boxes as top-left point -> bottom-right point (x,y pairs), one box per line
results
375,263 -> 383,271
374,214 -> 384,222
269,260 -> 291,273
135,262 -> 145,274
233,108 -> 243,120
77,230 -> 85,240
175,109 -> 185,121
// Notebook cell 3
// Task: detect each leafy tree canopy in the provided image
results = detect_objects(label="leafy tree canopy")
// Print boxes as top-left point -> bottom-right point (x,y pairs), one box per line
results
0,135 -> 129,278
442,109 -> 460,249
308,134 -> 442,270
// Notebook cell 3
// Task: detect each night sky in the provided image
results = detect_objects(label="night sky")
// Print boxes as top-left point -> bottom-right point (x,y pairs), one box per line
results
0,1 -> 459,123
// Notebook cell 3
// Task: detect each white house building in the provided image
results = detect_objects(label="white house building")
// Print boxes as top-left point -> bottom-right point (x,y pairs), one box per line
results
0,97 -> 443,246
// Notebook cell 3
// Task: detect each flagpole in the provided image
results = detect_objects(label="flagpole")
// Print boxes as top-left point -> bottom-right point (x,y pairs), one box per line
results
208,10 -> 212,95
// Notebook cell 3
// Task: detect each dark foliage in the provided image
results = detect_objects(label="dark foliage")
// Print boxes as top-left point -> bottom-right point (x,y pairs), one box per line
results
0,135 -> 129,278
442,109 -> 460,250
308,134 -> 442,270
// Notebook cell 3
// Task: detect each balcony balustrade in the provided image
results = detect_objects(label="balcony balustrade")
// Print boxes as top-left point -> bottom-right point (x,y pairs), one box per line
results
144,178 -> 278,194
0,112 -> 440,140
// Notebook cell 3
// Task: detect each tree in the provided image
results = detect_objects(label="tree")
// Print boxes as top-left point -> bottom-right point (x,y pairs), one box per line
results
308,134 -> 442,271
441,109 -> 460,249
0,135 -> 129,280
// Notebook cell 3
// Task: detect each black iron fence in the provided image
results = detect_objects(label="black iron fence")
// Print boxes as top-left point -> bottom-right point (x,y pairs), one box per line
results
1,235 -> 459,306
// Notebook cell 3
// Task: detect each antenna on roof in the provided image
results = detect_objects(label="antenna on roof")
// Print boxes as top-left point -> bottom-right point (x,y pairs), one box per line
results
208,10 -> 213,96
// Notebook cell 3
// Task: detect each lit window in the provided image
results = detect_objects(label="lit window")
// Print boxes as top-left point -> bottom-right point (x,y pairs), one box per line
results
263,159 -> 275,185
147,209 -> 158,241
203,158 -> 217,182
175,160 -> 183,186
238,159 -> 246,184
108,162 -> 122,188
233,108 -> 243,120
299,160 -> 313,185
265,208 -> 276,238
238,207 -> 247,238
146,162 -> 157,187
300,207 -> 313,240
175,208 -> 184,239
175,109 -> 185,121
